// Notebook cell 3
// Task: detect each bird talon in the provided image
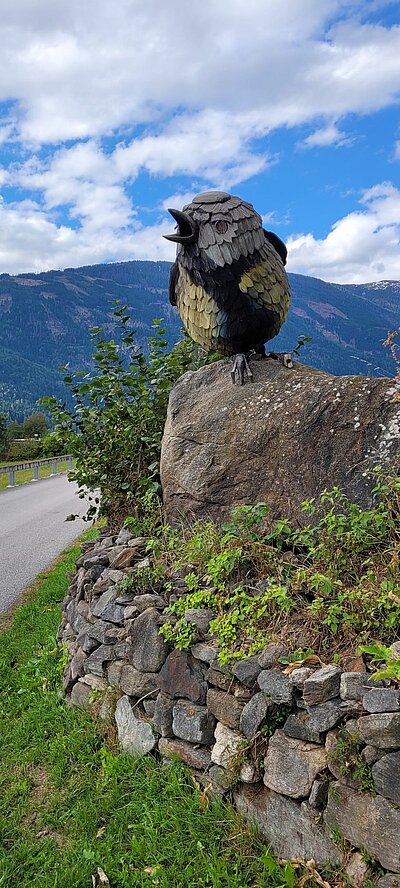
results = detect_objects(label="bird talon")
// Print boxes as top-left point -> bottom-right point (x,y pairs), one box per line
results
231,354 -> 254,385
265,351 -> 293,369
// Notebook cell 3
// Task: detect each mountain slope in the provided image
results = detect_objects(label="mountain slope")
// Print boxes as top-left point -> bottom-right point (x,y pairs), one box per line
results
0,261 -> 398,419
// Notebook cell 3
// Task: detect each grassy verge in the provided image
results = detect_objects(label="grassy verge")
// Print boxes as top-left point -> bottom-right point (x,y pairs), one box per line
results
0,460 -> 70,491
0,535 -> 300,888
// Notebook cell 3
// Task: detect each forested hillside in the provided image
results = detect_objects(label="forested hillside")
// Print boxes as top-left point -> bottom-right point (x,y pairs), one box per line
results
0,260 -> 398,419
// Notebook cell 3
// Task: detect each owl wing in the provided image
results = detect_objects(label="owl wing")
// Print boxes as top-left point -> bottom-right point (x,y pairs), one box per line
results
237,240 -> 291,329
169,260 -> 179,306
263,229 -> 287,266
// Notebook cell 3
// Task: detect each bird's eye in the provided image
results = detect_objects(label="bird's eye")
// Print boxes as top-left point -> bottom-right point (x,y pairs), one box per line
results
215,219 -> 228,234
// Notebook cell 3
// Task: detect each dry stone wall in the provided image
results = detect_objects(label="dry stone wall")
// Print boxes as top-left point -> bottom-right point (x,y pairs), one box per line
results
60,528 -> 400,883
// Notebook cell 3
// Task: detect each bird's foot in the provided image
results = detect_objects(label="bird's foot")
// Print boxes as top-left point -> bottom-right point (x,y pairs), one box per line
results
231,353 -> 254,385
265,351 -> 293,369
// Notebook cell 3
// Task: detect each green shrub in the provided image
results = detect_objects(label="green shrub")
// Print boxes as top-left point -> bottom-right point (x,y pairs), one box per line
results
5,438 -> 42,461
156,477 -> 400,664
41,306 -> 197,525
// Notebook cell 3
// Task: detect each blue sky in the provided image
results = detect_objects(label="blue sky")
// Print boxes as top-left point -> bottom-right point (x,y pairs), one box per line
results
0,0 -> 399,283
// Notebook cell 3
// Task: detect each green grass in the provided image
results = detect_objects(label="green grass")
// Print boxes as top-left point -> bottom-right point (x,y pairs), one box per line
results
0,460 -> 70,491
0,536 -> 300,888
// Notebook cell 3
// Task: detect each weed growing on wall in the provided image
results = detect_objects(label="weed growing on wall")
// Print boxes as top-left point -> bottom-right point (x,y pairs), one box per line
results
150,475 -> 400,664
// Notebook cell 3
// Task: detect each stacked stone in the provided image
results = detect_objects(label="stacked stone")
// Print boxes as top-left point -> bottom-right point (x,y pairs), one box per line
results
60,531 -> 400,883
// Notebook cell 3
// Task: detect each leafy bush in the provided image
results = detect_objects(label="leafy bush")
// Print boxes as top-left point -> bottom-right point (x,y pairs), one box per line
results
41,306 -> 197,525
155,476 -> 400,664
5,438 -> 42,461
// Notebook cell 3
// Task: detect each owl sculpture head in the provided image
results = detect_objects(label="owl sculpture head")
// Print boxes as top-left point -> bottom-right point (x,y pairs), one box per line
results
163,190 -> 287,268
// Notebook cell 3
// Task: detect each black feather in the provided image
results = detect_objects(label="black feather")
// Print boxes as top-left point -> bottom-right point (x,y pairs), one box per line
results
264,229 -> 287,265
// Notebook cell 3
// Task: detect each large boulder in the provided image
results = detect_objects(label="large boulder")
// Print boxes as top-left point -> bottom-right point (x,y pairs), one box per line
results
160,359 -> 399,526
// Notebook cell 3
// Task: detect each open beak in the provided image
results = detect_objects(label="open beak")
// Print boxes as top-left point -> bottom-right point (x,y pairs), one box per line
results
163,208 -> 198,244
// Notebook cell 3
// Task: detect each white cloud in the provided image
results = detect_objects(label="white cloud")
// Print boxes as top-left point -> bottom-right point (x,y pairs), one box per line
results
300,121 -> 353,148
0,1 -> 400,279
0,1 -> 399,147
394,140 -> 400,159
0,196 -> 175,274
287,181 -> 400,283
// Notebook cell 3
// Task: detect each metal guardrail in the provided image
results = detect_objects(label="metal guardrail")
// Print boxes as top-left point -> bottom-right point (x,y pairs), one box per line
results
0,455 -> 73,487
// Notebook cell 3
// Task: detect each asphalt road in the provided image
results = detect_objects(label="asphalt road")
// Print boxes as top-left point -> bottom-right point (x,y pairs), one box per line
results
0,473 -> 90,614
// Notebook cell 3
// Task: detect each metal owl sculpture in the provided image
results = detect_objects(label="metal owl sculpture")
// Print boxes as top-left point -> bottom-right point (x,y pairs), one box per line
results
164,191 -> 291,383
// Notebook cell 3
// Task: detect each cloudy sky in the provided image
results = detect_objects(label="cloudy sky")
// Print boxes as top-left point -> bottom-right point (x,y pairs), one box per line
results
0,0 -> 399,283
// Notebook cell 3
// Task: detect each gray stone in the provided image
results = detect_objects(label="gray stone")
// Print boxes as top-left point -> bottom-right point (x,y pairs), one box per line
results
123,605 -> 139,620
342,655 -> 366,673
303,666 -> 342,705
239,692 -> 271,739
284,699 -> 343,743
363,688 -> 400,713
115,696 -> 157,756
257,642 -> 288,669
340,671 -> 373,701
143,699 -> 156,717
99,602 -> 126,625
82,552 -> 109,569
191,643 -> 218,663
161,361 -> 400,528
118,665 -> 159,698
91,589 -> 125,624
362,745 -> 384,765
184,608 -> 214,637
107,660 -> 125,687
210,722 -> 243,767
201,764 -> 231,796
86,620 -> 122,645
357,713 -> 400,748
131,593 -> 165,612
79,674 -> 107,690
345,852 -> 369,888
325,729 -> 364,790
84,644 -> 115,677
263,730 -> 327,798
239,760 -> 260,784
206,688 -> 244,730
158,738 -> 211,770
235,785 -> 341,868
205,665 -> 234,691
172,700 -> 216,745
126,536 -> 147,550
92,575 -> 116,595
70,681 -> 92,708
77,633 -> 99,654
372,751 -> 400,804
111,547 -> 144,570
70,647 -> 86,680
115,529 -> 134,545
134,556 -> 151,571
325,782 -> 400,872
288,667 -> 313,689
152,692 -> 175,737
232,656 -> 261,689
130,608 -> 169,672
257,668 -> 295,704
76,599 -> 89,617
114,640 -> 129,659
309,779 -> 329,810
377,876 -> 400,888
160,650 -> 207,704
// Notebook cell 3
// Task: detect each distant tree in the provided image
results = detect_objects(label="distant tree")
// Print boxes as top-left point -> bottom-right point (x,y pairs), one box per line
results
0,413 -> 7,457
22,412 -> 48,439
6,421 -> 25,441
